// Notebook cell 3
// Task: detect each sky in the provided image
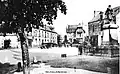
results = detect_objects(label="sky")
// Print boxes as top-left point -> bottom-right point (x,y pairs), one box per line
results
52,0 -> 120,36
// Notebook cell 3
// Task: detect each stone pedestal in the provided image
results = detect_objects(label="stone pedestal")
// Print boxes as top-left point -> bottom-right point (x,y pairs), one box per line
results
102,24 -> 118,45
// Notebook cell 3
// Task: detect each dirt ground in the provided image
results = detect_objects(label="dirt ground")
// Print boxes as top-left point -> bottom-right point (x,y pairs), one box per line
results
0,48 -> 119,74
34,54 -> 119,74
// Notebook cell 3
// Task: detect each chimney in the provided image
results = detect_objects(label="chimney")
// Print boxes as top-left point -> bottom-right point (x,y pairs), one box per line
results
94,11 -> 96,17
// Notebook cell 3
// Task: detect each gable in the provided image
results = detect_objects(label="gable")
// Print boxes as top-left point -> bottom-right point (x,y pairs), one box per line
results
75,27 -> 85,33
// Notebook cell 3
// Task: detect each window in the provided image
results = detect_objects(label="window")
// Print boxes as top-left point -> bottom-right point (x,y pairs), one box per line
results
51,33 -> 52,38
34,30 -> 37,37
42,31 -> 43,37
94,25 -> 98,32
93,25 -> 94,32
39,30 -> 41,37
35,38 -> 37,43
44,32 -> 46,38
43,31 -> 45,37
80,33 -> 82,37
42,39 -> 44,43
45,39 -> 46,42
47,32 -> 49,38
47,40 -> 49,42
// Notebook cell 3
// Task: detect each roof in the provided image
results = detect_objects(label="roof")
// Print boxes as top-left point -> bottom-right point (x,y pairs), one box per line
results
34,25 -> 57,34
66,25 -> 85,33
68,25 -> 78,28
89,12 -> 101,23
66,25 -> 78,33
41,25 -> 56,32
74,27 -> 85,33
42,25 -> 52,31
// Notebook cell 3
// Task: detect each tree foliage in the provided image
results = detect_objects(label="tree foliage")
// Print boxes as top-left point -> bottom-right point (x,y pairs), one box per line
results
0,0 -> 67,33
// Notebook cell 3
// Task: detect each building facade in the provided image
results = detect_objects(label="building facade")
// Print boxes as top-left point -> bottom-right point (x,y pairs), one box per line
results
0,33 -> 20,48
74,26 -> 86,43
66,24 -> 86,44
88,6 -> 120,46
0,25 -> 58,48
31,25 -> 58,47
88,11 -> 103,46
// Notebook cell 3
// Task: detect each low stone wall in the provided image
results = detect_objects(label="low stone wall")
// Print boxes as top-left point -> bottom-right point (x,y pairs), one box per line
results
83,45 -> 119,57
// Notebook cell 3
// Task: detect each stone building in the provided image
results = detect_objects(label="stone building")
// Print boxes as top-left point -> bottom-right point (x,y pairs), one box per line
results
0,25 -> 58,48
88,6 -> 120,46
88,11 -> 103,46
31,25 -> 58,47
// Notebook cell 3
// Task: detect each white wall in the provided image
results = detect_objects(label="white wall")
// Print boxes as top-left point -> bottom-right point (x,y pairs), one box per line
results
32,28 -> 58,47
103,29 -> 109,42
98,35 -> 102,46
110,29 -> 118,40
6,36 -> 18,48
103,29 -> 118,44
116,13 -> 120,44
0,36 -> 4,48
0,35 -> 19,48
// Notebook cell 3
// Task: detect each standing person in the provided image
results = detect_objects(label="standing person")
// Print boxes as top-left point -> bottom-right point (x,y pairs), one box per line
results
78,46 -> 82,55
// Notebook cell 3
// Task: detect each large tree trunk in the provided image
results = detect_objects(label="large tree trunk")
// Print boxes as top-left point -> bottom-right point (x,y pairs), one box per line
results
17,28 -> 30,74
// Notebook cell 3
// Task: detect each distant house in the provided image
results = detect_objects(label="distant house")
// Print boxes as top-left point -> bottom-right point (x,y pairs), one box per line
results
74,26 -> 85,43
88,11 -> 103,46
0,33 -> 20,48
31,25 -> 58,47
66,24 -> 86,44
66,25 -> 78,43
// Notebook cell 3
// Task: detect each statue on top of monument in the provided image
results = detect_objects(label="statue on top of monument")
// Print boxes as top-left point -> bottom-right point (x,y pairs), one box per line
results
105,5 -> 114,23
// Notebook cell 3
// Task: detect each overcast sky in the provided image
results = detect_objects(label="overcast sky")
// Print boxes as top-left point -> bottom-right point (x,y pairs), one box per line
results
52,0 -> 120,36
